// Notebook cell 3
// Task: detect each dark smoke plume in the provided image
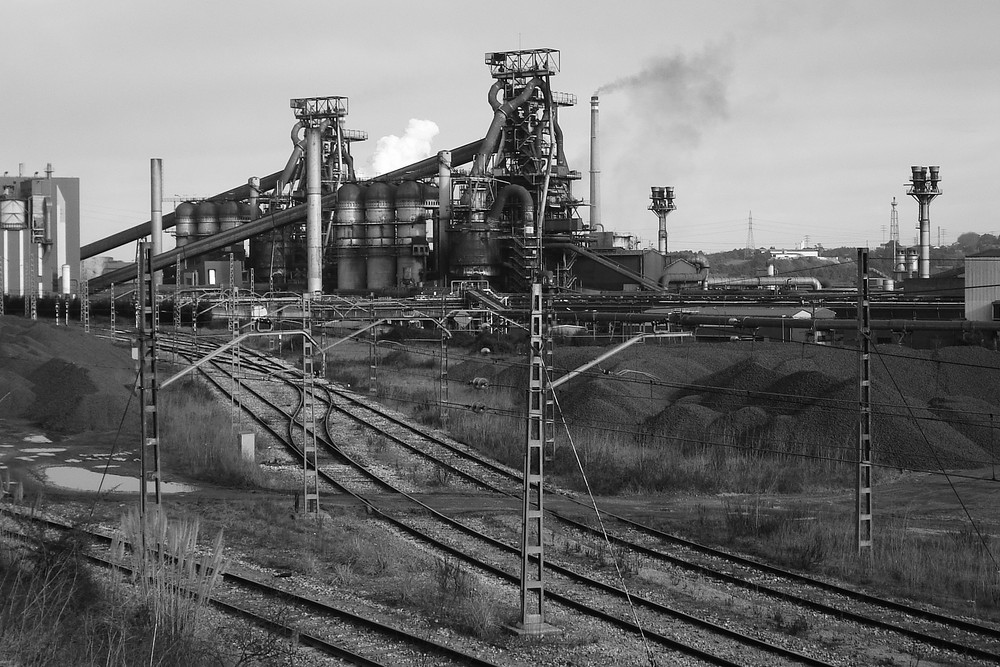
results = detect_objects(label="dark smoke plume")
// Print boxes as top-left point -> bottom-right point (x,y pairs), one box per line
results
593,45 -> 732,239
596,45 -> 731,148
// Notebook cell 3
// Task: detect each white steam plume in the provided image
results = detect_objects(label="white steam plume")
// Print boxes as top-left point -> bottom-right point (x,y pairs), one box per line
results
370,119 -> 440,175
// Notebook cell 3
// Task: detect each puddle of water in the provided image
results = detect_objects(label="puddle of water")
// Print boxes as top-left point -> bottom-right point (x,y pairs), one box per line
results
15,457 -> 36,462
21,448 -> 65,454
0,445 -> 13,448
23,435 -> 52,444
45,467 -> 196,494
65,458 -> 81,463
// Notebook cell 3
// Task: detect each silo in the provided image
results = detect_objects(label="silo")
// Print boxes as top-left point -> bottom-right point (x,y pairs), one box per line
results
195,201 -> 219,239
395,181 -> 424,286
365,182 -> 396,289
174,201 -> 195,247
335,183 -> 366,290
218,200 -> 239,233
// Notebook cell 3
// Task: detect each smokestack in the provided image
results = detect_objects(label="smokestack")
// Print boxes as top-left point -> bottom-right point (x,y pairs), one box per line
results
150,158 -> 163,287
907,165 -> 941,279
649,186 -> 676,255
45,163 -> 53,179
590,95 -> 601,230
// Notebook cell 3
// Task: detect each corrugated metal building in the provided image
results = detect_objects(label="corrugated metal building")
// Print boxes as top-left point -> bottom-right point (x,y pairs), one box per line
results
0,170 -> 81,296
964,250 -> 1000,321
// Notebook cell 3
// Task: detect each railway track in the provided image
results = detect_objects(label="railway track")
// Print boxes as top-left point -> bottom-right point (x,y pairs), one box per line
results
0,506 -> 504,667
155,334 -> 1000,665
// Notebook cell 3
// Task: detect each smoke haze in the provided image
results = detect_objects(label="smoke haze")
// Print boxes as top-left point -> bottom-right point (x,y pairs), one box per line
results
595,45 -> 732,243
370,118 -> 440,175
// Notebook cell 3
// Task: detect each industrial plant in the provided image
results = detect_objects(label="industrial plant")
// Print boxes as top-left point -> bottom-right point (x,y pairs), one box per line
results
0,48 -> 989,348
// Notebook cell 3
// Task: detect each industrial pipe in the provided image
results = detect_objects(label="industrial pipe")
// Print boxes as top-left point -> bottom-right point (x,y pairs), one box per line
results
486,185 -> 535,225
277,122 -> 306,197
81,171 -> 283,258
436,150 -> 452,280
706,276 -> 822,291
472,77 -> 543,176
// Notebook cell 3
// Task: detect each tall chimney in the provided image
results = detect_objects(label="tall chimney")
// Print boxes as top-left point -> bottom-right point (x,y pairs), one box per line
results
150,158 -> 163,287
590,95 -> 601,230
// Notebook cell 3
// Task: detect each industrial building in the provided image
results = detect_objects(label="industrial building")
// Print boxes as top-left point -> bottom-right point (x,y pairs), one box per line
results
2,49 -> 984,353
82,49 -> 683,297
0,166 -> 81,298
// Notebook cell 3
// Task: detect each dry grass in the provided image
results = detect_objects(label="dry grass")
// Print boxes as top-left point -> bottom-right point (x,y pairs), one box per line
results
0,507 -> 232,665
110,505 -> 228,639
159,378 -> 267,488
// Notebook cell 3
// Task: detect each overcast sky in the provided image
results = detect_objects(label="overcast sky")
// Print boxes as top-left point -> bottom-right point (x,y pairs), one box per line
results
3,0 -> 998,260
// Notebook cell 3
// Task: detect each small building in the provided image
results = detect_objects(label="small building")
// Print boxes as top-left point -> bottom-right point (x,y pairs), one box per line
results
964,250 -> 1000,321
660,257 -> 709,291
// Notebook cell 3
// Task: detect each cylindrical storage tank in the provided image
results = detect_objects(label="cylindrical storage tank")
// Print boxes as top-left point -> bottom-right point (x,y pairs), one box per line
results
883,278 -> 895,291
218,200 -> 240,233
893,248 -> 906,276
906,248 -> 918,274
365,182 -> 396,289
195,201 -> 218,238
395,181 -> 425,286
0,198 -> 28,231
394,181 -> 423,243
335,183 -> 366,290
174,201 -> 195,247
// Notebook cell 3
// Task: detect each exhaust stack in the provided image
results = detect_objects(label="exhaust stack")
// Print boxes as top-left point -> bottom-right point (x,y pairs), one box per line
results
150,158 -> 163,287
648,186 -> 676,255
906,165 -> 941,279
590,95 -> 601,230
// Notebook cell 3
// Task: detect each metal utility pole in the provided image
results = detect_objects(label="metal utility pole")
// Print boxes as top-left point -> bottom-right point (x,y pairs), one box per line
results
137,242 -> 162,520
302,336 -> 319,513
856,247 -> 873,553
516,282 -> 552,634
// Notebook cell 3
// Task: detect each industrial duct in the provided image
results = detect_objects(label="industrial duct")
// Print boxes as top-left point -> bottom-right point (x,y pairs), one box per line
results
472,77 -> 544,176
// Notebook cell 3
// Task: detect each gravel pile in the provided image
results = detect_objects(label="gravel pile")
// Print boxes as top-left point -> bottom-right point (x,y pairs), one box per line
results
554,341 -> 1000,470
0,317 -> 137,433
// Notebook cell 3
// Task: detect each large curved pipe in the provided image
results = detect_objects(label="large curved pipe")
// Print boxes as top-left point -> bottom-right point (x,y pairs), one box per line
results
472,77 -> 543,176
277,121 -> 305,195
487,80 -> 504,112
486,184 -> 535,225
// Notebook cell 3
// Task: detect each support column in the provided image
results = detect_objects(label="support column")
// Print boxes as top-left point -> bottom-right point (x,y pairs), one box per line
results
306,125 -> 323,295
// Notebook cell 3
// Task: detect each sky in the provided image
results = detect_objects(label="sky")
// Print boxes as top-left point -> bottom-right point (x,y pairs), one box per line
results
3,0 -> 999,260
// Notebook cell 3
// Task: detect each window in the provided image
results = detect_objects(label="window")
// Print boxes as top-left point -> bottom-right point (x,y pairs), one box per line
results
208,269 -> 217,285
